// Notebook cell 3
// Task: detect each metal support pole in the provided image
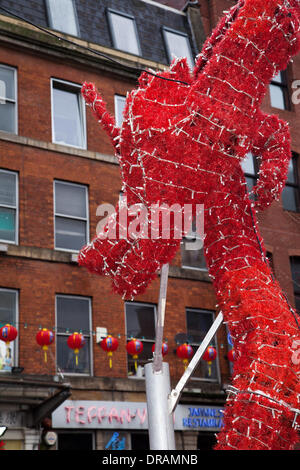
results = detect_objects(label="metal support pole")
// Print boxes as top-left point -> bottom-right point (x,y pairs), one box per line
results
145,362 -> 176,450
153,263 -> 169,373
145,263 -> 175,450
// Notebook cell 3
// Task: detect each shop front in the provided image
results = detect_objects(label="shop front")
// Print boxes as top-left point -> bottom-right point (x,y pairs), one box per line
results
52,400 -> 224,450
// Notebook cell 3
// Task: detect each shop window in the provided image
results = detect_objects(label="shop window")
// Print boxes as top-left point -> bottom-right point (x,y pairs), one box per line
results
114,95 -> 126,127
51,79 -> 86,149
0,289 -> 18,372
108,10 -> 141,56
57,432 -> 94,450
0,170 -> 18,244
269,70 -> 290,110
54,180 -> 89,252
46,0 -> 79,36
0,64 -> 17,134
125,302 -> 156,377
131,432 -> 150,450
162,27 -> 194,69
103,431 -> 127,450
186,308 -> 219,381
290,257 -> 300,313
56,295 -> 92,375
282,154 -> 299,212
197,432 -> 217,450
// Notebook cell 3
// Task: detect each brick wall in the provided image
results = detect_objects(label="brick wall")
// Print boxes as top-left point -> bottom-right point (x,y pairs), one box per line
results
1,0 -> 299,391
0,32 -> 230,384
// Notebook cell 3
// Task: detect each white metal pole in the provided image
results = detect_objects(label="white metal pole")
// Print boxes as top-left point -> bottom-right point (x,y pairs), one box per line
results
145,361 -> 176,450
145,263 -> 176,450
153,263 -> 169,373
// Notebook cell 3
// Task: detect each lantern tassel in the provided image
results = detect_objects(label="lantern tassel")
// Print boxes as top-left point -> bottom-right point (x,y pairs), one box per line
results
75,348 -> 79,366
133,354 -> 138,372
42,345 -> 48,363
108,351 -> 113,369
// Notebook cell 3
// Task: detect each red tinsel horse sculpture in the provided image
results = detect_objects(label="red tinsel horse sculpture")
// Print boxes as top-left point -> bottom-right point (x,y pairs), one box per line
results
79,0 -> 300,450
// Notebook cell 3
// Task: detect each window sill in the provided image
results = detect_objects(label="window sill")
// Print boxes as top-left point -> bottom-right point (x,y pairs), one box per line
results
0,130 -> 118,165
168,265 -> 211,282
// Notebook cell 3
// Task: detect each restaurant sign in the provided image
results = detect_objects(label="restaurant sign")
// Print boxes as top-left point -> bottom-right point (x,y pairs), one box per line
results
52,401 -> 224,432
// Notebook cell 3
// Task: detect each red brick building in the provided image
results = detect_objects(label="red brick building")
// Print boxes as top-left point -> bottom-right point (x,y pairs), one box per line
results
0,0 -> 299,450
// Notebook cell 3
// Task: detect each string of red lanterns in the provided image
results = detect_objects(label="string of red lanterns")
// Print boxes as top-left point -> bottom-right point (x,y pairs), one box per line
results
0,326 -> 225,375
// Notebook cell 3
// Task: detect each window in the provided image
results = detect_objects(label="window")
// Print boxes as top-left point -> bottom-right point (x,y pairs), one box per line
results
56,295 -> 92,375
290,257 -> 300,313
108,10 -> 140,56
186,308 -> 219,381
282,154 -> 299,212
181,217 -> 207,271
266,251 -> 275,275
131,432 -> 150,450
57,432 -> 94,450
51,79 -> 86,149
163,27 -> 194,70
241,152 -> 259,194
0,65 -> 17,134
269,70 -> 290,110
114,95 -> 126,127
125,302 -> 156,377
46,0 -> 79,36
0,289 -> 18,372
0,170 -> 18,244
54,180 -> 89,252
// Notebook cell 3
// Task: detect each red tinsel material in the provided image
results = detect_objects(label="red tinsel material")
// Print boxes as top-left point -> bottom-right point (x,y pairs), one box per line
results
78,0 -> 300,450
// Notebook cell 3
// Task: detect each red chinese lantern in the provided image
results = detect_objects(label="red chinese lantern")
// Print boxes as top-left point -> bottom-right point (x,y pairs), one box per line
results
152,342 -> 169,357
126,338 -> 143,372
228,348 -> 236,363
203,345 -> 217,376
176,343 -> 193,369
100,335 -> 119,369
0,324 -> 18,347
36,328 -> 54,363
67,332 -> 85,366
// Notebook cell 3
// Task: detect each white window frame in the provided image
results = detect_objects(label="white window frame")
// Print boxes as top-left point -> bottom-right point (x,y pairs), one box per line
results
50,78 -> 87,150
180,241 -> 207,272
162,27 -> 194,69
0,64 -> 18,134
55,294 -> 93,376
107,9 -> 141,56
185,308 -> 220,383
181,217 -> 207,272
124,301 -> 157,379
45,0 -> 80,36
0,288 -> 19,372
0,169 -> 19,245
114,94 -> 126,128
53,180 -> 89,253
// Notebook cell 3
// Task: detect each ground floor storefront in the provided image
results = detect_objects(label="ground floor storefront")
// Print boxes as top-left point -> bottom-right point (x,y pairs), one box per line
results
51,399 -> 224,450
